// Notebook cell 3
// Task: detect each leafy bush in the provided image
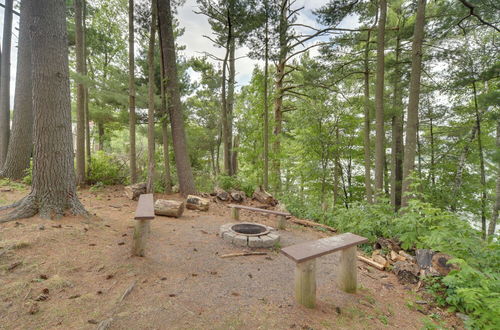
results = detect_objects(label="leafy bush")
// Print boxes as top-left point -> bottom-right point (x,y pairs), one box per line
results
87,151 -> 127,185
216,174 -> 253,197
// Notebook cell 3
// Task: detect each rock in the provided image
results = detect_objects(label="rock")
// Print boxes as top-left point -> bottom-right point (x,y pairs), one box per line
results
124,183 -> 147,201
186,195 -> 209,211
230,191 -> 246,203
154,200 -> 184,218
38,225 -> 45,231
416,249 -> 434,269
431,253 -> 458,276
393,261 -> 420,284
214,188 -> 230,201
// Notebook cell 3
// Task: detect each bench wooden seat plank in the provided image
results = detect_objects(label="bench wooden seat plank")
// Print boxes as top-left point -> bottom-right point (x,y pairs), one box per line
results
281,233 -> 368,263
134,194 -> 155,220
228,204 -> 290,216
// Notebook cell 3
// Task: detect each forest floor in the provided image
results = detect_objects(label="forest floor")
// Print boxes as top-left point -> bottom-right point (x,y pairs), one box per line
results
0,182 -> 462,330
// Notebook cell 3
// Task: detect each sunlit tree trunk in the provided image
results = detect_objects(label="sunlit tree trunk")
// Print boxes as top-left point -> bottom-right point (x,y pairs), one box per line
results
128,0 -> 137,183
363,29 -> 373,203
0,0 -> 13,166
401,0 -> 427,207
473,81 -> 487,239
374,0 -> 387,196
157,0 -> 196,195
488,119 -> 499,237
0,0 -> 32,180
146,0 -> 157,194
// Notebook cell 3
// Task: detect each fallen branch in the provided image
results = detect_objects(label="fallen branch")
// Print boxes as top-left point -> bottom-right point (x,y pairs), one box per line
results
358,255 -> 385,270
118,280 -> 137,303
96,318 -> 113,330
289,218 -> 337,232
220,252 -> 267,258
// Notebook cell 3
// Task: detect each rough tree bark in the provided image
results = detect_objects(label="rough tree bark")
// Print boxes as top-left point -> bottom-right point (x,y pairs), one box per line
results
473,81 -> 487,239
1,0 -> 87,222
129,0 -> 137,184
363,28 -> 373,204
157,0 -> 196,195
228,36 -> 236,176
390,31 -> 404,211
220,9 -> 233,176
75,0 -> 86,185
401,0 -> 427,207
84,0 -> 91,177
263,0 -> 270,190
146,0 -> 157,194
0,0 -> 13,166
374,0 -> 387,195
0,0 -> 33,180
160,61 -> 172,194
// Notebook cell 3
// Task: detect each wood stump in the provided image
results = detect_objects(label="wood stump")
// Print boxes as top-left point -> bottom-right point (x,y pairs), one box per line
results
230,191 -> 245,203
338,246 -> 358,293
186,195 -> 209,211
231,207 -> 239,221
253,186 -> 277,206
154,199 -> 184,218
132,220 -> 150,257
124,183 -> 147,201
215,188 -> 230,201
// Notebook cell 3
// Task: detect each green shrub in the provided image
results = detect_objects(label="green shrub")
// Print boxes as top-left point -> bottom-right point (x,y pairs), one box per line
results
216,174 -> 253,197
87,151 -> 127,185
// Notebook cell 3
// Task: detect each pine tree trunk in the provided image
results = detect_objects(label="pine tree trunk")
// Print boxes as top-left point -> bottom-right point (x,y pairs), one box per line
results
98,122 -> 104,150
374,0 -> 387,195
363,29 -> 373,204
75,0 -> 86,185
1,0 -> 87,222
488,119 -> 499,237
390,32 -> 404,211
473,81 -> 487,239
146,0 -> 157,194
401,0 -> 427,207
128,0 -> 137,184
451,126 -> 477,211
0,0 -> 13,167
83,0 -> 91,177
0,0 -> 32,180
263,2 -> 269,190
221,43 -> 230,175
157,0 -> 196,195
228,36 -> 236,176
160,59 -> 172,194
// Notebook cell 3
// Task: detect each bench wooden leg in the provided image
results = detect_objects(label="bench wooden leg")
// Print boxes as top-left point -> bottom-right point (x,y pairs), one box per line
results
338,246 -> 357,293
132,219 -> 150,257
295,259 -> 316,308
278,215 -> 286,230
231,208 -> 239,221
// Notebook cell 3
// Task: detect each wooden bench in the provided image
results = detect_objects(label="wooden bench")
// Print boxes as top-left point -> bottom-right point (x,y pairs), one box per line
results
228,204 -> 290,229
281,233 -> 368,308
132,194 -> 155,257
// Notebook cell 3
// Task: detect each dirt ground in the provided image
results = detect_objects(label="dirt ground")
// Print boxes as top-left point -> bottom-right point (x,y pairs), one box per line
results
0,183 -> 462,330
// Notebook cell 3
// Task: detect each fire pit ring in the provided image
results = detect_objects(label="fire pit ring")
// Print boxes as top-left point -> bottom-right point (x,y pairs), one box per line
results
220,222 -> 280,248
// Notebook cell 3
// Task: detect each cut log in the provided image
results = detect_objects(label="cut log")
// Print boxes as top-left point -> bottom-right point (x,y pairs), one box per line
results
124,183 -> 147,201
398,250 -> 415,263
372,254 -> 389,268
416,249 -> 434,269
252,186 -> 277,206
230,190 -> 245,203
373,237 -> 401,252
289,218 -> 337,232
214,187 -> 230,201
154,199 -> 184,218
431,253 -> 458,276
357,255 -> 385,270
186,195 -> 209,211
393,261 -> 420,284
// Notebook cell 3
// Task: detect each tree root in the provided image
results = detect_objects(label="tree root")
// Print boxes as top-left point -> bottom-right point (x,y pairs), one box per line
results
0,196 -> 27,211
0,195 -> 89,223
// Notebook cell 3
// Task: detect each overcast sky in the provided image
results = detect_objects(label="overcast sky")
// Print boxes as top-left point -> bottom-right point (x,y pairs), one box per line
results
0,0 -> 359,105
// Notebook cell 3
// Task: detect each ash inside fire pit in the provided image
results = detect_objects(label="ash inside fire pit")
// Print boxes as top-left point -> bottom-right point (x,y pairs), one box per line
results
220,222 -> 280,248
231,223 -> 269,236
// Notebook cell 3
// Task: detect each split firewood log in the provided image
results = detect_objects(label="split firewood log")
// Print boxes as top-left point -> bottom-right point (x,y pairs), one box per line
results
230,191 -> 246,203
154,199 -> 184,218
124,183 -> 147,201
214,187 -> 230,201
186,195 -> 209,211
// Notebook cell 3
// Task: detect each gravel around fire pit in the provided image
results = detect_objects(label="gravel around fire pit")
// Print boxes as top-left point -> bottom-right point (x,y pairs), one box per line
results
219,222 -> 280,248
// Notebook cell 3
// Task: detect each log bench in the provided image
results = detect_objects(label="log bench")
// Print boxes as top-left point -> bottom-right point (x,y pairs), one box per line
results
281,233 -> 368,308
132,193 -> 155,257
228,204 -> 290,229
